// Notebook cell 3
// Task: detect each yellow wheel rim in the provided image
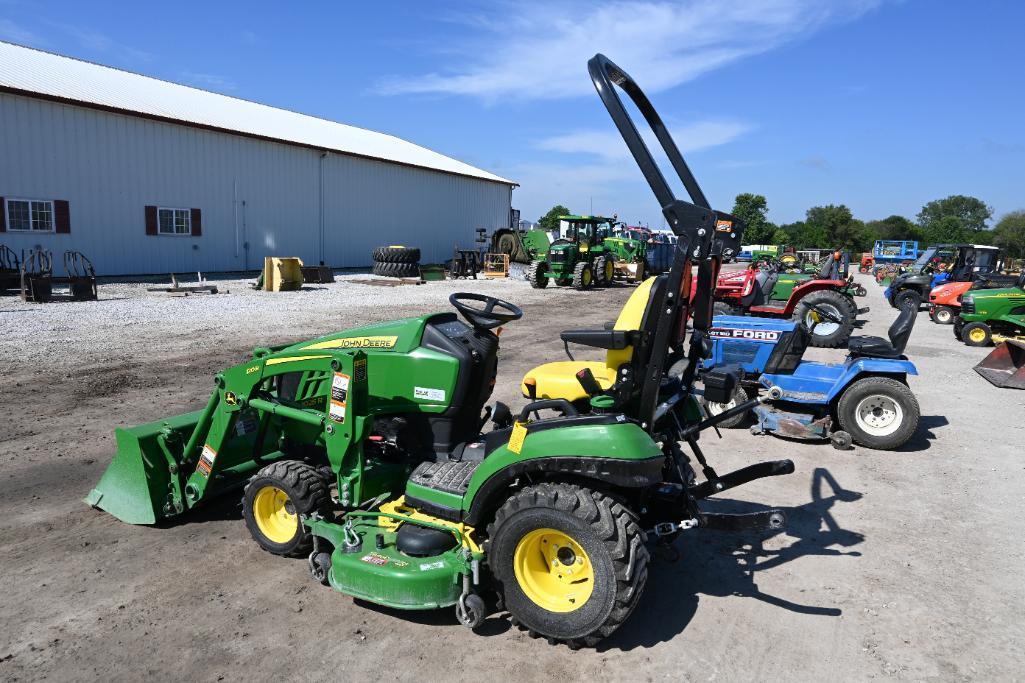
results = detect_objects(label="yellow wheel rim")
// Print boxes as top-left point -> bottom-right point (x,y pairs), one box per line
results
969,327 -> 987,343
582,269 -> 592,286
605,261 -> 614,281
253,485 -> 298,544
513,528 -> 594,613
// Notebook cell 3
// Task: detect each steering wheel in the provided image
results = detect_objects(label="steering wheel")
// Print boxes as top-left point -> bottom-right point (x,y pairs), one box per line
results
449,293 -> 523,330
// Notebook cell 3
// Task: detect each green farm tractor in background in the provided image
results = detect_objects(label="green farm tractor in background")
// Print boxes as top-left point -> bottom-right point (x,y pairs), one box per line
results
86,54 -> 792,648
601,224 -> 649,282
526,215 -> 617,290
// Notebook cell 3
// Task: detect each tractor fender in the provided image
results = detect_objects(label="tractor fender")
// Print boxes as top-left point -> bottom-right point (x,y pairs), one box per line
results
461,419 -> 663,527
825,358 -> 918,403
784,280 -> 850,315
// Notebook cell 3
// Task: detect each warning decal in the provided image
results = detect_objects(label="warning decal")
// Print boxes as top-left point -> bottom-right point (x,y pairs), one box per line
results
330,372 -> 350,423
196,444 -> 217,477
507,421 -> 528,454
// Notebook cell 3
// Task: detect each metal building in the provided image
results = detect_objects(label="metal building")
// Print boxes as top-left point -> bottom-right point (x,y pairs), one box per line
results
0,41 -> 516,276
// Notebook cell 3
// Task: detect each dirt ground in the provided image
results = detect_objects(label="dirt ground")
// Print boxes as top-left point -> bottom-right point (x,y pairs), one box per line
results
1,269 -> 1023,681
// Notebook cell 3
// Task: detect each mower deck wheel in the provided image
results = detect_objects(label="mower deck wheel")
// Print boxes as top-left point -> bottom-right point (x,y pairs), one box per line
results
962,322 -> 992,347
488,483 -> 648,648
242,460 -> 330,557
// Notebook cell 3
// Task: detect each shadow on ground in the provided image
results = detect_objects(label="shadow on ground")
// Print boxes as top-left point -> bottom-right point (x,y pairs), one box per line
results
602,467 -> 864,651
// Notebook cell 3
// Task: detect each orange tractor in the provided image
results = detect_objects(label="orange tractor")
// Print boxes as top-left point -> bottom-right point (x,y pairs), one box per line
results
928,272 -> 1020,324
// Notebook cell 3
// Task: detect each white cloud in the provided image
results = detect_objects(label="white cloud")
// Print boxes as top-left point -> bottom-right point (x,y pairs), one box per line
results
536,119 -> 753,159
180,71 -> 238,92
0,18 -> 43,46
376,0 -> 885,101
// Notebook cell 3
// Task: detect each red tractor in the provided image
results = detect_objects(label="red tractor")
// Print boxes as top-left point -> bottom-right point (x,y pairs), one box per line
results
713,253 -> 866,348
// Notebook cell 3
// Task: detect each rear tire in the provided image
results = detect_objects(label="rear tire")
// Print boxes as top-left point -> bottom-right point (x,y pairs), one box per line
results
932,305 -> 955,325
372,246 -> 420,263
527,260 -> 549,289
243,461 -> 330,557
962,322 -> 992,347
895,290 -> 921,311
836,377 -> 919,450
373,261 -> 420,278
713,300 -> 737,317
593,256 -> 609,287
793,290 -> 855,348
488,483 -> 648,649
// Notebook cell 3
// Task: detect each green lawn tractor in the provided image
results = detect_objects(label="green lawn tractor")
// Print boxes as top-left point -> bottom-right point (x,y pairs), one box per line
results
526,215 -> 616,290
86,54 -> 792,648
954,270 -> 1025,346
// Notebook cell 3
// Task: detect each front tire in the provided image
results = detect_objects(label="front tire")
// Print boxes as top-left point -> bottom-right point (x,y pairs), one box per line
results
488,483 -> 648,648
836,377 -> 919,450
700,385 -> 749,428
572,262 -> 593,290
962,322 -> 992,347
242,461 -> 330,556
932,305 -> 955,325
526,260 -> 549,289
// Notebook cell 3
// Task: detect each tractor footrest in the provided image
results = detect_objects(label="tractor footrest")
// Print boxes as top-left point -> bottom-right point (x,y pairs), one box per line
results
408,460 -> 479,495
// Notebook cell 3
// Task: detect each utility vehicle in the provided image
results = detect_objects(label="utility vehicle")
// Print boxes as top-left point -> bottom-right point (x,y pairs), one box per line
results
86,54 -> 791,648
885,244 -> 1000,309
526,215 -> 616,289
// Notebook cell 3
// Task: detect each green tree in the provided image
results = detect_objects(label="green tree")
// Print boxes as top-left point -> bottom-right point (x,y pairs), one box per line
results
865,215 -> 926,243
804,204 -> 865,251
993,210 -> 1025,258
916,195 -> 993,242
537,205 -> 571,230
731,193 -> 776,244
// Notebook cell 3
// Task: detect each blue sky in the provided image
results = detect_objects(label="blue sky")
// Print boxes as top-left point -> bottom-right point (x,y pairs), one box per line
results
2,0 -> 1022,229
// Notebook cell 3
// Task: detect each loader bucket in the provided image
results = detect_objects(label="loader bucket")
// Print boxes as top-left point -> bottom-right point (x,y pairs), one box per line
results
84,409 -> 204,524
974,339 -> 1025,390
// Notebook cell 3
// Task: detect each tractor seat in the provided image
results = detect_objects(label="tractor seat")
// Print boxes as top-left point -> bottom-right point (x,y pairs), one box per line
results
847,301 -> 917,359
521,277 -> 659,403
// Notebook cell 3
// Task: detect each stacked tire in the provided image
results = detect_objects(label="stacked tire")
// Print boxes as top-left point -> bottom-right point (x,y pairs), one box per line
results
372,246 -> 421,278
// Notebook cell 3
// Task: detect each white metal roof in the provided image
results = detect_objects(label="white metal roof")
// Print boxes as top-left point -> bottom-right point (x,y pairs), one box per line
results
0,41 -> 515,185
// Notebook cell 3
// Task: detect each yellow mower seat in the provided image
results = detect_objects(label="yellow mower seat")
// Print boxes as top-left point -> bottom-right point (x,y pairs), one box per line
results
521,277 -> 657,402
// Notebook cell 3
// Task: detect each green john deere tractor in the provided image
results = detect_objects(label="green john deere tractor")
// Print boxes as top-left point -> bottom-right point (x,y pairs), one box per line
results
86,54 -> 792,648
601,224 -> 649,283
954,271 -> 1025,346
526,215 -> 617,290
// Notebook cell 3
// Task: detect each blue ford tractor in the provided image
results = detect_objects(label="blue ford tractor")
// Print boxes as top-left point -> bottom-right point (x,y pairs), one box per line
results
699,304 -> 921,450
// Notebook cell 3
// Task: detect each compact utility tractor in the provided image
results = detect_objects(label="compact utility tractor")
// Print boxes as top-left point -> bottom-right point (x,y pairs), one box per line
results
526,215 -> 616,290
713,254 -> 866,349
885,244 -> 1000,309
697,305 -> 921,450
601,223 -> 649,282
87,55 -> 791,648
953,271 -> 1025,347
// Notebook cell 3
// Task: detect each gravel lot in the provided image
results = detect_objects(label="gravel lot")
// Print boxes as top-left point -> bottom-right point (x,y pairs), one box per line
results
1,267 -> 1023,681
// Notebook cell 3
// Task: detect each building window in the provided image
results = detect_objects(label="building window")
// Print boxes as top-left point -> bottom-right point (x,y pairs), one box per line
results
158,207 -> 191,235
6,199 -> 54,232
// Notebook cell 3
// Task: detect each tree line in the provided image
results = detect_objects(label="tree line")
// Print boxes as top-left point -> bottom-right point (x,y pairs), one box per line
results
731,193 -> 1025,258
534,196 -> 1025,259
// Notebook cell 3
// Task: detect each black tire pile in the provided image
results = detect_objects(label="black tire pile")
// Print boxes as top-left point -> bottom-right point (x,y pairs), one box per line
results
372,246 -> 421,278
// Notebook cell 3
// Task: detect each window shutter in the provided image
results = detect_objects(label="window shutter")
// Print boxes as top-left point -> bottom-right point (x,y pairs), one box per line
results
191,208 -> 202,236
54,200 -> 71,233
145,205 -> 158,235
0,198 -> 5,232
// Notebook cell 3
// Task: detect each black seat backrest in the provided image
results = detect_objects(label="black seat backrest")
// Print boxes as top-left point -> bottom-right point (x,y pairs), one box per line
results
888,302 -> 918,355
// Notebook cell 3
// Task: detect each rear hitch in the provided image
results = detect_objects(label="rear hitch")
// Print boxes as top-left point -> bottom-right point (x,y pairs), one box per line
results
697,510 -> 786,532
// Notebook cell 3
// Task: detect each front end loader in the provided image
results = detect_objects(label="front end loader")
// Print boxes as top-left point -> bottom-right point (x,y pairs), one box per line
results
87,54 -> 792,648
